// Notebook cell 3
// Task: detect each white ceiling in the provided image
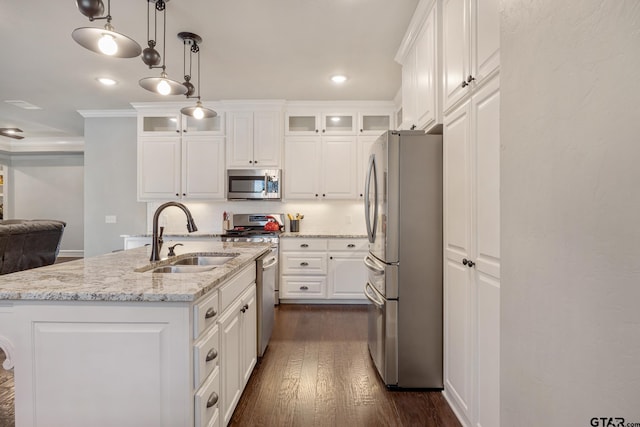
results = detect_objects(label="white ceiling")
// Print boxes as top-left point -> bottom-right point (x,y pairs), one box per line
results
0,0 -> 418,139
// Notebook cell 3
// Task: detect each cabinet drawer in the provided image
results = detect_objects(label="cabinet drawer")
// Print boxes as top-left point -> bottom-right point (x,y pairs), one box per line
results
219,265 -> 257,313
281,276 -> 326,298
327,238 -> 368,252
280,238 -> 328,251
281,253 -> 327,275
194,291 -> 219,339
194,324 -> 219,388
195,366 -> 220,427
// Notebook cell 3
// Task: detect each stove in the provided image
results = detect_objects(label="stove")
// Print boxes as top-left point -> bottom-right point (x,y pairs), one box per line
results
221,213 -> 284,244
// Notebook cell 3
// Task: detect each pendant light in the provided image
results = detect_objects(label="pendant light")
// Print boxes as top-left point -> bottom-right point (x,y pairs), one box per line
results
72,0 -> 141,58
139,0 -> 186,96
178,32 -> 217,119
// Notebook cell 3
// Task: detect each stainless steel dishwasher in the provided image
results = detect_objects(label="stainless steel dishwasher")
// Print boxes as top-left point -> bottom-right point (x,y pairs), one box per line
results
256,248 -> 278,357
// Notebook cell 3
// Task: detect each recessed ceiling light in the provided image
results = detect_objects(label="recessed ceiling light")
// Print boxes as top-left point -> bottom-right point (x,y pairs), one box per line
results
331,75 -> 348,84
97,77 -> 118,86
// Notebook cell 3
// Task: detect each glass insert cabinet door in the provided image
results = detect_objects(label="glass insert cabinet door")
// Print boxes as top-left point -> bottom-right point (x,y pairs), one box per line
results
322,114 -> 355,134
359,113 -> 393,135
139,113 -> 225,136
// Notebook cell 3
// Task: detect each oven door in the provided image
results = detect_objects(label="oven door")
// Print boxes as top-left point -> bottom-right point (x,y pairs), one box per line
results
227,169 -> 281,200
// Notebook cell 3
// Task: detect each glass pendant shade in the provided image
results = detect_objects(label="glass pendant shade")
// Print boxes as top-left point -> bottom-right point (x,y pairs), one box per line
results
139,72 -> 187,96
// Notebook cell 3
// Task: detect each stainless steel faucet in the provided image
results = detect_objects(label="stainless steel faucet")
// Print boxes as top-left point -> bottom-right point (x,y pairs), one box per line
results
150,202 -> 198,261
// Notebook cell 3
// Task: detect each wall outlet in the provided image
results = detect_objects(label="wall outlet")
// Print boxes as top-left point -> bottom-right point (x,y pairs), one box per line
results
105,215 -> 117,224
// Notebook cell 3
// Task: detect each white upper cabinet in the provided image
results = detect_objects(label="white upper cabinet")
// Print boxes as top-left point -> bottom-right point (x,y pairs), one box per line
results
397,1 -> 440,131
226,110 -> 282,168
285,111 -> 357,135
284,136 -> 357,200
442,0 -> 500,113
358,112 -> 393,136
137,111 -> 225,137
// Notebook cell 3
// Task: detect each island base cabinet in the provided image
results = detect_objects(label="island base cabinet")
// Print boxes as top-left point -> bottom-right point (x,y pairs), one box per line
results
9,302 -> 192,427
218,284 -> 257,426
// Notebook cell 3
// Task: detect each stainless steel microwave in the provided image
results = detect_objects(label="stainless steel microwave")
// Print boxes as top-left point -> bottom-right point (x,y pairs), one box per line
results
227,169 -> 281,200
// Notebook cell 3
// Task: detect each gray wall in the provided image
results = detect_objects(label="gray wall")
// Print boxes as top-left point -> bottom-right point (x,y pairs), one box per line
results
84,117 -> 146,257
501,0 -> 640,425
10,154 -> 84,255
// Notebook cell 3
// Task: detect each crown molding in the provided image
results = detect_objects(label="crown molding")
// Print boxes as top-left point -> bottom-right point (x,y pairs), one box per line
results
77,109 -> 137,118
0,137 -> 84,154
395,0 -> 435,63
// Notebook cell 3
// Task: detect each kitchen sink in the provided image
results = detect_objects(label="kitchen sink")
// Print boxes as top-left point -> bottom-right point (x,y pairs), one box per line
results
150,265 -> 216,274
171,255 -> 238,266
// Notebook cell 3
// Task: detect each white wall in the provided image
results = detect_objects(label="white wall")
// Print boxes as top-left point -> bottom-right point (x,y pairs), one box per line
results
501,0 -> 640,425
84,117 -> 147,257
9,154 -> 84,255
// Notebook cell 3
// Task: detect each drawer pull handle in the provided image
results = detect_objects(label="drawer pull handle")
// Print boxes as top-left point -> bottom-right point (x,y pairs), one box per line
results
206,348 -> 218,362
205,307 -> 217,319
300,262 -> 309,266
300,243 -> 309,248
300,286 -> 309,291
347,244 -> 356,248
207,391 -> 219,408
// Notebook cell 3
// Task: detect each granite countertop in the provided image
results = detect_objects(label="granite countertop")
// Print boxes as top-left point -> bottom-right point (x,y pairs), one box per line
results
280,232 -> 367,238
0,241 -> 270,303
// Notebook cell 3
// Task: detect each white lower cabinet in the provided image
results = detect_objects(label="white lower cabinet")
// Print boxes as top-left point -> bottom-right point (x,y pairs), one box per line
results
218,278 -> 257,426
280,237 -> 367,302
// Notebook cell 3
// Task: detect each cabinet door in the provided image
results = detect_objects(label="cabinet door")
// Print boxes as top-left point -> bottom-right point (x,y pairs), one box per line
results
358,113 -> 392,136
443,100 -> 473,425
284,137 -> 321,199
138,114 -> 181,136
183,137 -> 225,200
285,113 -> 320,135
321,136 -> 357,199
138,137 -> 181,200
327,253 -> 367,299
218,299 -> 243,426
240,285 -> 257,387
442,0 -> 470,113
253,110 -> 282,168
471,76 -> 500,427
415,7 -> 437,129
470,0 -> 500,85
226,111 -> 255,168
401,48 -> 417,129
321,113 -> 356,135
357,136 -> 377,199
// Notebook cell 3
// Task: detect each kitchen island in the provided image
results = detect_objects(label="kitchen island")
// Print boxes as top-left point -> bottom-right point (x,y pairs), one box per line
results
0,241 -> 270,427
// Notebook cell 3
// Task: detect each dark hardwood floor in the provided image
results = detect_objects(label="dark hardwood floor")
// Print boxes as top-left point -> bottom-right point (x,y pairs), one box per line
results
0,304 -> 460,427
230,304 -> 460,427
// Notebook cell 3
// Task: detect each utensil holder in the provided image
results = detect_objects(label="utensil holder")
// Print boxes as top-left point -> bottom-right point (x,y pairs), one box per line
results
290,219 -> 300,232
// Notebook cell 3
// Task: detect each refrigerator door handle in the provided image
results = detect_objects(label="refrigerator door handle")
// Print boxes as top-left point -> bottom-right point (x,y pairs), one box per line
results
364,154 -> 378,244
364,282 -> 385,308
364,254 -> 385,275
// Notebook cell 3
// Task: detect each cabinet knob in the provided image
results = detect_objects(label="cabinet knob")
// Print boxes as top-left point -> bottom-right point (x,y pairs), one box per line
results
360,193 -> 364,197
315,129 -> 319,133
183,129 -> 187,133
467,75 -> 476,83
182,193 -> 186,196
300,262 -> 309,266
329,256 -> 333,260
206,348 -> 218,362
300,285 -> 309,291
205,307 -> 217,319
462,258 -> 475,268
249,160 -> 253,164
207,392 -> 219,408
461,80 -> 469,88
322,194 -> 326,197
300,243 -> 309,248
254,160 -> 258,164
243,303 -> 249,310
315,194 -> 319,197
410,124 -> 417,130
360,129 -> 363,133
175,130 -> 180,133
241,307 -> 246,313
322,129 -> 326,133
347,244 -> 355,248
175,193 -> 179,197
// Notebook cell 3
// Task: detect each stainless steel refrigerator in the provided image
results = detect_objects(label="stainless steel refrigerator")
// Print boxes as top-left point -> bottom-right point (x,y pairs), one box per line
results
363,130 -> 443,389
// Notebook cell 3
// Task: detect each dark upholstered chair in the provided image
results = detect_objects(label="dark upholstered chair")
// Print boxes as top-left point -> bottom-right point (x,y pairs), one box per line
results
0,220 -> 66,275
